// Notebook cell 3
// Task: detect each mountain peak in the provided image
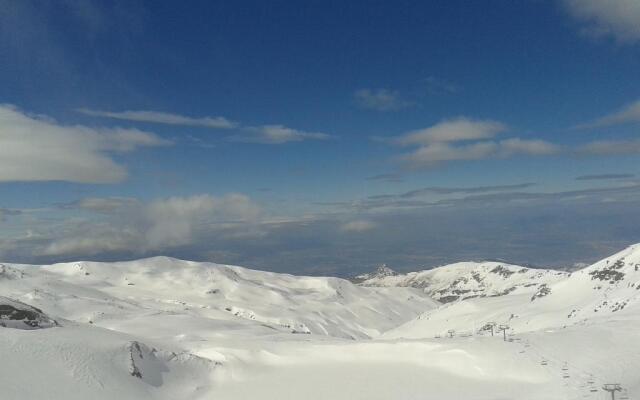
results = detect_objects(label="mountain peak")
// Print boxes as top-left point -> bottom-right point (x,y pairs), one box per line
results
351,264 -> 397,283
374,264 -> 396,277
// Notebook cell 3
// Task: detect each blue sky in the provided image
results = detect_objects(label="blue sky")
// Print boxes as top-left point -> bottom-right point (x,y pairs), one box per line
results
1,0 -> 640,275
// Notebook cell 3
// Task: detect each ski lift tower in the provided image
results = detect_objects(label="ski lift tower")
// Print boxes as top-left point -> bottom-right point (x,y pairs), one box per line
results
486,321 -> 497,336
498,324 -> 510,341
602,384 -> 622,400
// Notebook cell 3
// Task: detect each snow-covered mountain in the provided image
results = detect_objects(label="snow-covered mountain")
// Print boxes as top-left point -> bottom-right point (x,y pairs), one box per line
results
351,263 -> 398,282
2,246 -> 640,399
384,244 -> 640,339
354,260 -> 568,303
1,256 -> 436,339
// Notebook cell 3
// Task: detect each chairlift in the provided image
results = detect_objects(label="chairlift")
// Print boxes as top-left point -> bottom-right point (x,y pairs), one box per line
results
589,388 -> 598,393
540,360 -> 548,365
562,374 -> 570,379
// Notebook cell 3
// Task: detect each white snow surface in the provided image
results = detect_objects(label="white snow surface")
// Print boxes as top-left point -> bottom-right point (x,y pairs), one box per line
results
355,260 -> 569,302
1,246 -> 640,399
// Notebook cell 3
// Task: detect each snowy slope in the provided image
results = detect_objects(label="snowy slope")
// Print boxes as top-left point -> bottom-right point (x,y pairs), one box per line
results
384,244 -> 640,339
355,261 -> 568,303
0,257 -> 438,400
0,324 -> 221,400
1,247 -> 640,399
1,256 -> 436,340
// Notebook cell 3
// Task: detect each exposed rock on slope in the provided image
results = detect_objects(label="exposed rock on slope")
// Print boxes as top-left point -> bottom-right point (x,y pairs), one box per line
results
355,261 -> 567,303
384,244 -> 640,339
0,296 -> 58,329
351,264 -> 397,283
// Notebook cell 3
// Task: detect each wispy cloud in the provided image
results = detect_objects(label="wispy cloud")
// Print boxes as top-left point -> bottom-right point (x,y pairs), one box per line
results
61,197 -> 140,213
389,117 -> 559,168
323,181 -> 640,212
79,108 -> 331,145
432,183 -> 640,208
340,220 -> 377,233
400,141 -> 495,166
362,183 -> 537,209
575,99 -> 640,129
392,183 -> 537,199
577,139 -> 640,155
400,139 -> 559,168
77,108 -> 237,129
562,0 -> 640,43
365,173 -> 404,183
396,118 -> 507,146
354,88 -> 413,111
575,173 -> 635,181
231,125 -> 332,144
0,104 -> 170,183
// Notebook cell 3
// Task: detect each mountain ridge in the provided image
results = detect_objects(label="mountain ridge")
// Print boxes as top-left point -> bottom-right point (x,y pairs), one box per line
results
2,244 -> 640,399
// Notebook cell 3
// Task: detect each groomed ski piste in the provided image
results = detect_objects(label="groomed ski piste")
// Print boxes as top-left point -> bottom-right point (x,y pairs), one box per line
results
2,245 -> 640,399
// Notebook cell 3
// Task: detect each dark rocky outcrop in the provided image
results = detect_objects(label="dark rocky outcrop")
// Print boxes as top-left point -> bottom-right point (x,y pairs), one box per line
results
0,296 -> 58,329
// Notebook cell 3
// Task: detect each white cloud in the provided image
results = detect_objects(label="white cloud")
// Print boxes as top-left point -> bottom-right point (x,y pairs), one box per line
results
79,109 -> 333,145
498,138 -> 560,156
401,139 -> 559,168
0,105 -> 170,183
340,220 -> 377,233
392,117 -> 557,168
402,142 -> 497,166
77,108 -> 237,129
43,194 -> 263,256
396,118 -> 507,146
354,89 -> 412,111
563,0 -> 640,43
145,194 -> 261,248
232,125 -> 331,144
577,99 -> 640,128
42,225 -> 140,256
578,139 -> 640,155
